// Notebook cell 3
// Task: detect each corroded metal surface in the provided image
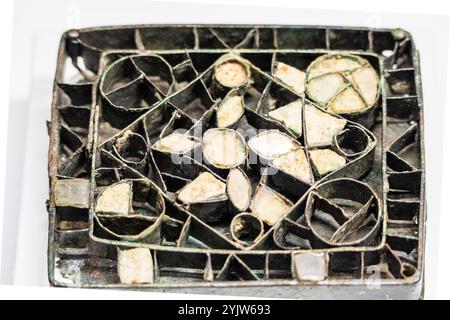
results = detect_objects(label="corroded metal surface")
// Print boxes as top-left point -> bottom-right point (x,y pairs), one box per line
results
47,25 -> 425,299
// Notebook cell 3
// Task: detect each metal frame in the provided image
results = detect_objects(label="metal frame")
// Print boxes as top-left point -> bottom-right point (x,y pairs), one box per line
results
47,25 -> 425,299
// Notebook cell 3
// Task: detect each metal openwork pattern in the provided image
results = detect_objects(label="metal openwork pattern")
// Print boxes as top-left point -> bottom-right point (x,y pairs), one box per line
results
47,25 -> 425,299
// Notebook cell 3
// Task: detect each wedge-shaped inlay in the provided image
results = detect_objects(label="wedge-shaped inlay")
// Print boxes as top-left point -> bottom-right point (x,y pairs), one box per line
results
152,133 -> 199,154
216,93 -> 245,128
329,87 -> 366,113
227,168 -> 252,212
306,73 -> 345,105
177,172 -> 227,204
271,149 -> 313,184
309,149 -> 346,176
273,62 -> 305,95
96,181 -> 133,215
117,248 -> 154,284
250,184 -> 293,226
308,55 -> 362,78
351,66 -> 379,107
268,100 -> 303,137
304,104 -> 346,148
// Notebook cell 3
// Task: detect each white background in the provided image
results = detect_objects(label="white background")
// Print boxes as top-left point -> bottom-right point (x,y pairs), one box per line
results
0,0 -> 450,300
